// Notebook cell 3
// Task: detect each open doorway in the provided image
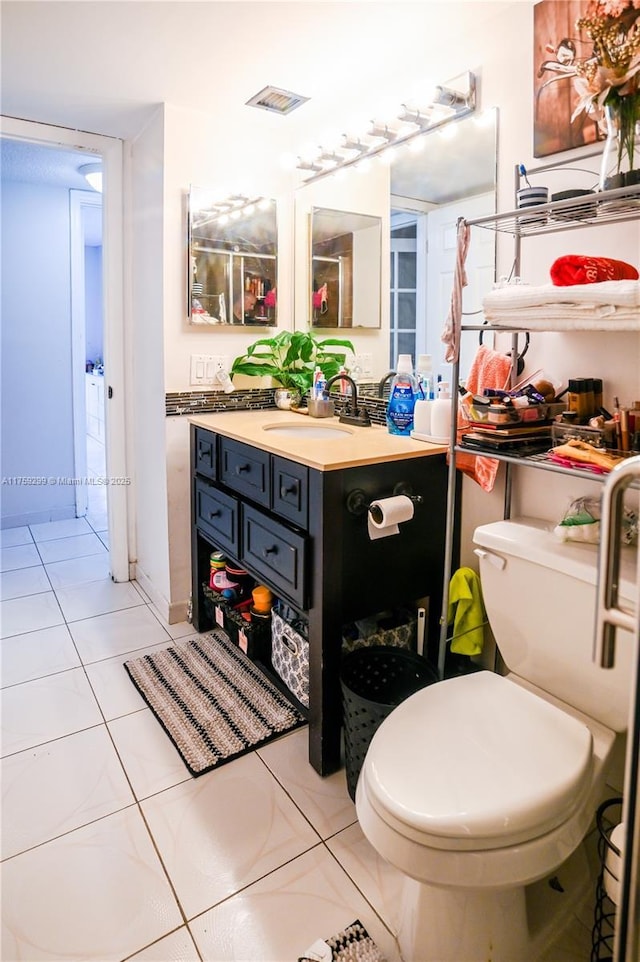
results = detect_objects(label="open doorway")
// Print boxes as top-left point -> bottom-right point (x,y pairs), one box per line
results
70,188 -> 106,529
0,119 -> 128,581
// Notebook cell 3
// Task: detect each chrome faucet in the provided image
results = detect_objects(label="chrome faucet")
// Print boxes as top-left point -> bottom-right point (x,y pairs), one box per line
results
325,374 -> 371,427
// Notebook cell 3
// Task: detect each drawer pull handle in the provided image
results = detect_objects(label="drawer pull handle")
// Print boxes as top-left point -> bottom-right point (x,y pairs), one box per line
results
281,482 -> 298,497
208,510 -> 221,519
236,464 -> 250,475
263,545 -> 278,558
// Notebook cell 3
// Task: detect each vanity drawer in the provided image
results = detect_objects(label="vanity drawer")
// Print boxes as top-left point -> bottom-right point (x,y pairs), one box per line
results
195,480 -> 238,556
194,428 -> 216,481
272,456 -> 308,527
219,438 -> 270,507
241,504 -> 307,609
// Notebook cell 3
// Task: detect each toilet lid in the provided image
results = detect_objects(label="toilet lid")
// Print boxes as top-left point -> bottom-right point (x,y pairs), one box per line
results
363,671 -> 594,847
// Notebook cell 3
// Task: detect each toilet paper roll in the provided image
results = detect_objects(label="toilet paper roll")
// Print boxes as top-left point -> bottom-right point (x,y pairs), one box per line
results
604,821 -> 625,906
367,495 -> 414,540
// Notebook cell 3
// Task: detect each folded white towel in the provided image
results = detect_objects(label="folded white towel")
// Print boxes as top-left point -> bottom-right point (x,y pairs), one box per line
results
483,280 -> 640,312
483,309 -> 640,331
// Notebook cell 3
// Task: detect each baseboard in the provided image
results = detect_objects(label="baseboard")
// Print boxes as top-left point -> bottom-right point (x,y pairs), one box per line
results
133,563 -> 190,626
1,506 -> 77,529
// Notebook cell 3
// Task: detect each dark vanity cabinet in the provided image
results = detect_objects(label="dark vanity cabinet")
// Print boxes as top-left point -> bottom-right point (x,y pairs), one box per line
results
190,423 -> 456,776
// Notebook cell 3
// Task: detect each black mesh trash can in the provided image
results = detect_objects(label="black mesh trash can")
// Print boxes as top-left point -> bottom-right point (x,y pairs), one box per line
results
341,645 -> 439,801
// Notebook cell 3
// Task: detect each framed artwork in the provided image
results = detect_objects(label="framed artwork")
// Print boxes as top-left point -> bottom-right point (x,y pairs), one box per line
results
533,0 -> 604,157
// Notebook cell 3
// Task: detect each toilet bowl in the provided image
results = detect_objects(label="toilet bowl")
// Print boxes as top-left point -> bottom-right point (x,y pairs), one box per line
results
355,517 -> 637,961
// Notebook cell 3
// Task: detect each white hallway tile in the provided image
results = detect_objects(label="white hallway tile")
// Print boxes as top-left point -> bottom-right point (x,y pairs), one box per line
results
109,708 -> 192,800
0,542 -> 41,572
1,667 -> 103,757
127,927 -> 201,962
84,639 -> 174,721
0,591 -> 63,639
258,726 -> 356,840
1,725 -> 134,860
36,532 -> 107,564
70,605 -> 172,665
45,552 -> 111,590
1,806 -> 183,962
141,752 -> 320,919
1,623 -> 80,688
189,844 -> 401,962
29,517 -> 93,542
0,526 -> 33,548
55,579 -> 143,623
0,564 -> 50,601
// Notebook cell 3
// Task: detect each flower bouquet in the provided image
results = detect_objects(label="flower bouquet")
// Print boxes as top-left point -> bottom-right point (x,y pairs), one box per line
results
571,1 -> 640,188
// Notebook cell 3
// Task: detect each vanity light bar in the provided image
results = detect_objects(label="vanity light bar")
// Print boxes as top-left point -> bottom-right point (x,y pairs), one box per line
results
296,71 -> 476,185
192,195 -> 272,228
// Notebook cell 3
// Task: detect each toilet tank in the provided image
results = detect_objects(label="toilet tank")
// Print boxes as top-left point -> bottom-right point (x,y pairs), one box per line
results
473,517 -> 637,732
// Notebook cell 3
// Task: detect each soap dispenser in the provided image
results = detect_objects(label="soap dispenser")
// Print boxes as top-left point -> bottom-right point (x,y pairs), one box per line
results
386,354 -> 418,436
430,381 -> 453,442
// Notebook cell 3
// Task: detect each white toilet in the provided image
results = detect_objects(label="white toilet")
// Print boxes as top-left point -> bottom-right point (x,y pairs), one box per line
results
355,517 -> 637,962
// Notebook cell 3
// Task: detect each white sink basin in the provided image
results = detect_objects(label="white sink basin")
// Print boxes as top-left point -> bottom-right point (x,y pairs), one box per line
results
262,422 -> 353,439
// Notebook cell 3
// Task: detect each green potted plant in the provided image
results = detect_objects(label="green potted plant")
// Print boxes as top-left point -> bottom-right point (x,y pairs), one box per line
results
231,330 -> 355,409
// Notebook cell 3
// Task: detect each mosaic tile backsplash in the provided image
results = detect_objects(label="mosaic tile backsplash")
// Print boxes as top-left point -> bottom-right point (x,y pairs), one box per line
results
165,384 -> 388,426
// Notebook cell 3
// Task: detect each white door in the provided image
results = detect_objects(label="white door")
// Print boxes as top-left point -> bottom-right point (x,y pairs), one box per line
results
0,116 -> 129,582
426,192 -> 496,383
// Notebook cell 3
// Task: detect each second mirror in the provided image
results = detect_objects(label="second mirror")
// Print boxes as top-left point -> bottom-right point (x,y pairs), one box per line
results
310,207 -> 382,329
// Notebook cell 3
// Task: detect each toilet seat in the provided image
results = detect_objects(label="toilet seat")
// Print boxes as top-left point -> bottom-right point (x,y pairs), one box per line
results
362,671 -> 594,851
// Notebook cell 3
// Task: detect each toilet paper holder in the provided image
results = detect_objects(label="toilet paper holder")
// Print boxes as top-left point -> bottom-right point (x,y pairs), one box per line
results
346,483 -> 423,517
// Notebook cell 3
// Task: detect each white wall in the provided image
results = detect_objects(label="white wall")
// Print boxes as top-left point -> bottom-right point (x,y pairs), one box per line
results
0,180 -> 77,526
129,109 -> 172,610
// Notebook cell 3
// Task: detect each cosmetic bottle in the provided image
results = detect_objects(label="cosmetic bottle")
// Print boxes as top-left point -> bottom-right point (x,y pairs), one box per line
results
386,354 -> 418,436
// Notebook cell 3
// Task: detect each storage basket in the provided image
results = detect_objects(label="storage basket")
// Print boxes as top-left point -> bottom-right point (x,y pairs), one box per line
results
340,645 -> 438,800
202,585 -> 271,661
591,796 -> 624,962
342,610 -> 416,654
271,608 -> 309,708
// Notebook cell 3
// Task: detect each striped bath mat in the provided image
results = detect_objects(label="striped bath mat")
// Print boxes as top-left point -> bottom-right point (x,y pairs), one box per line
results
124,629 -> 305,776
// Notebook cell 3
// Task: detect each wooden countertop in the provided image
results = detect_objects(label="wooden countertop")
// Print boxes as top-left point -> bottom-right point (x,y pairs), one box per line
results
189,409 -> 447,470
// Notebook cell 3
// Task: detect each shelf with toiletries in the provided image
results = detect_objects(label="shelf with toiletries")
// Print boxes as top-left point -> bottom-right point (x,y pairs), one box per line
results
465,182 -> 640,238
436,172 -> 639,678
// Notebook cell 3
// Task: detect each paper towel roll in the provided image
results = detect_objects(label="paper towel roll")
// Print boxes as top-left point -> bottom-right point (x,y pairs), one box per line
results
604,821 -> 625,905
367,495 -> 414,540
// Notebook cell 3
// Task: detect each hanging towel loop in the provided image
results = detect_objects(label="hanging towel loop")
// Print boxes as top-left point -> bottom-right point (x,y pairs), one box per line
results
478,326 -> 530,375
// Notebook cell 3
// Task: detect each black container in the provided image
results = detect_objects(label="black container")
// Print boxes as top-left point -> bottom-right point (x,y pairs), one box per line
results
340,645 -> 438,801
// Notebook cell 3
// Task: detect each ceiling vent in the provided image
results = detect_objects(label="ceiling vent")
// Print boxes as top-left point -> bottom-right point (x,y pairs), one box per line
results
245,85 -> 309,116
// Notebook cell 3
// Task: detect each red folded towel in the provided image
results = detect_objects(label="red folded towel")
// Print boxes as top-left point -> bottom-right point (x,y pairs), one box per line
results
551,255 -> 639,286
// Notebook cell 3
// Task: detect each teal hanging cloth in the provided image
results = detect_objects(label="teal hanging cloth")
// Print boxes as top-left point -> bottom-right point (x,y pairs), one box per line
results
447,567 -> 486,656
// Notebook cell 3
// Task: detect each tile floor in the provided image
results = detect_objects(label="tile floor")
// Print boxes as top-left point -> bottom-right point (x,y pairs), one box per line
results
1,511 -> 603,961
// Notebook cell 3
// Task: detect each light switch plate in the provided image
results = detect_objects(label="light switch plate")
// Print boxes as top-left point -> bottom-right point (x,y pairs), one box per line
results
190,354 -> 215,385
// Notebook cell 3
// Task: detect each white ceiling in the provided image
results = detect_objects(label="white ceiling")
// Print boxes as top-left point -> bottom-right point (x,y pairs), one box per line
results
1,2 -> 507,222
1,1 -> 510,141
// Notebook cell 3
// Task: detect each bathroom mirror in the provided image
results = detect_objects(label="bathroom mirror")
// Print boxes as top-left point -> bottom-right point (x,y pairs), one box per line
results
294,108 -> 498,377
188,187 -> 278,326
310,207 -> 382,328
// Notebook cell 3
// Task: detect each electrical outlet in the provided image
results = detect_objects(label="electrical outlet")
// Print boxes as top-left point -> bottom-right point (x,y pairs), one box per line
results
213,355 -> 230,373
353,353 -> 373,378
